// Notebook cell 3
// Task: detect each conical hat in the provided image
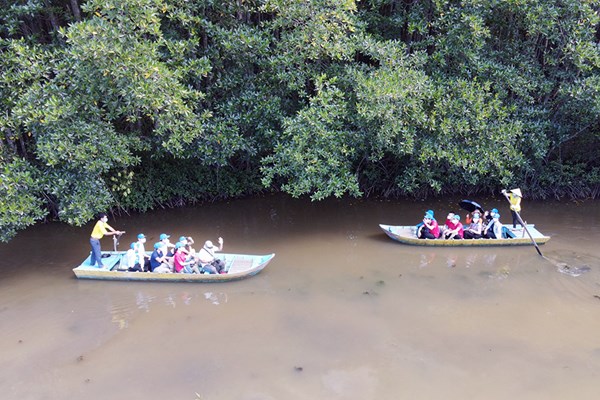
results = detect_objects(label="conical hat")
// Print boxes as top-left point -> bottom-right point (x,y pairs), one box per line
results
510,188 -> 522,197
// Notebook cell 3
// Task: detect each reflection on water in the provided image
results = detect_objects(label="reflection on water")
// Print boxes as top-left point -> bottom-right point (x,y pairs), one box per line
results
419,251 -> 500,270
0,194 -> 599,400
110,289 -> 230,330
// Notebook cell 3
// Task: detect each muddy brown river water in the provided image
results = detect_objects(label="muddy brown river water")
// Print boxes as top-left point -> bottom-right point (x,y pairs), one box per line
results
1,194 -> 599,400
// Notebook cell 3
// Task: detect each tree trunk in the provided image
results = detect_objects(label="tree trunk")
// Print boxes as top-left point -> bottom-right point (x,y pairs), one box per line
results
5,132 -> 18,155
70,0 -> 82,22
43,0 -> 60,31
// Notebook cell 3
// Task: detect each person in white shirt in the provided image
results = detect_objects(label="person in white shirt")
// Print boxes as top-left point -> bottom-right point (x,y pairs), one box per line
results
197,237 -> 225,274
120,242 -> 143,271
134,233 -> 151,271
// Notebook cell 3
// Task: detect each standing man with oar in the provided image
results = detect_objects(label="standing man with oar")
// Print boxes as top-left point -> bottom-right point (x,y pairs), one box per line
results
501,188 -> 543,257
501,188 -> 591,275
90,213 -> 125,269
502,188 -> 523,229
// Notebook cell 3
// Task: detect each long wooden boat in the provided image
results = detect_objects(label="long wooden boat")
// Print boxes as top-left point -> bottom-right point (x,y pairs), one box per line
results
379,224 -> 550,247
73,252 -> 275,282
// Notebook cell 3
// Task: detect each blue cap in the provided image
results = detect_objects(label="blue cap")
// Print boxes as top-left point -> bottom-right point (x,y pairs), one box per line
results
491,208 -> 498,213
130,242 -> 136,249
426,210 -> 434,217
137,233 -> 145,239
452,214 -> 460,221
159,233 -> 170,241
179,236 -> 187,242
494,213 -> 500,219
154,242 -> 162,249
175,241 -> 184,249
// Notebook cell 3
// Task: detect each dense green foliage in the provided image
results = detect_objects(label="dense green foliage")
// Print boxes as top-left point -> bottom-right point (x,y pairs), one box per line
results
1,0 -> 599,241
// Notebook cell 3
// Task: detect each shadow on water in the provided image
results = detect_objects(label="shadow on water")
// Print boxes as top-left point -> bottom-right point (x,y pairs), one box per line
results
1,194 -> 600,400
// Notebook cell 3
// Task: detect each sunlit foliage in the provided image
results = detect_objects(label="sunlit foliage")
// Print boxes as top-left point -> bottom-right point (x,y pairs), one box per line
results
0,0 -> 599,240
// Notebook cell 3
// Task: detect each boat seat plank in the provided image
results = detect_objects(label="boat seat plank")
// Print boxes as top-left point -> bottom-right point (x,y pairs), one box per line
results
227,257 -> 253,274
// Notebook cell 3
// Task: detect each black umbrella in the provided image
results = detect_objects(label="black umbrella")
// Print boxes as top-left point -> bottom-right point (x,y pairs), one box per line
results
459,199 -> 484,213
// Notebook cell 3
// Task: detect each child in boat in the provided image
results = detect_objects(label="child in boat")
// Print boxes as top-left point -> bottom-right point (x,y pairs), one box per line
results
463,212 -> 483,239
443,214 -> 464,239
417,212 -> 439,239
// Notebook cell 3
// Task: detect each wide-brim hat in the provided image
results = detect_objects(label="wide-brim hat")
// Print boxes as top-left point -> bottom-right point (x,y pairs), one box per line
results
510,188 -> 522,197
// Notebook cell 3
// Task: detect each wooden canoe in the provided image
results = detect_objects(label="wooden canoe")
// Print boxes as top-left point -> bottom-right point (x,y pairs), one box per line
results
379,224 -> 550,247
73,252 -> 275,282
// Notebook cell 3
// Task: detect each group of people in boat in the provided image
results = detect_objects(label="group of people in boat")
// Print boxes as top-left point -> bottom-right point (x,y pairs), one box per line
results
416,188 -> 524,240
122,233 -> 226,274
90,188 -> 526,264
89,213 -> 226,274
416,209 -> 505,240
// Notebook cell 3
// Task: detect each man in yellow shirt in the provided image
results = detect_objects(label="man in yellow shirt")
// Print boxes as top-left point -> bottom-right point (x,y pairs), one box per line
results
90,213 -> 124,268
501,188 -> 523,229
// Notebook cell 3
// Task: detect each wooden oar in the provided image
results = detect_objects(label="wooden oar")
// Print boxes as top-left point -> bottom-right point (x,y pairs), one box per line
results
501,191 -> 591,276
502,192 -> 543,257
515,211 -> 543,257
113,232 -> 124,252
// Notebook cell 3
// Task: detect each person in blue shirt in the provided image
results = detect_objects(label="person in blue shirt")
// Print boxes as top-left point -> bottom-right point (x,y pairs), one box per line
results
150,242 -> 172,273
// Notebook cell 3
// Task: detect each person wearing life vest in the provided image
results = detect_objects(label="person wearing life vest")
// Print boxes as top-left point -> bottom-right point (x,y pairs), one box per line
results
502,188 -> 523,229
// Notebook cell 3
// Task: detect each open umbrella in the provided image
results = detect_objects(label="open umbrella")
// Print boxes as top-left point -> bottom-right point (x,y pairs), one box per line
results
459,199 -> 484,214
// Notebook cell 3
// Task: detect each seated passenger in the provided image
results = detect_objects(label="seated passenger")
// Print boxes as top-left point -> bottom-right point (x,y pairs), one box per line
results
173,242 -> 200,274
197,237 -> 226,274
483,213 -> 504,239
482,208 -> 498,229
134,233 -> 151,272
443,214 -> 464,239
484,208 -> 498,223
159,233 -> 175,254
465,212 -> 472,225
417,213 -> 439,239
439,212 -> 455,237
463,212 -> 483,239
183,236 -> 196,256
122,242 -> 139,271
150,242 -> 171,273
177,235 -> 201,268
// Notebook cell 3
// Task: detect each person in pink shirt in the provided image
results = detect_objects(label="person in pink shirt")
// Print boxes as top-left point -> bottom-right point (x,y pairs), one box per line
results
173,242 -> 200,273
440,212 -> 456,237
443,214 -> 464,239
417,212 -> 439,239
